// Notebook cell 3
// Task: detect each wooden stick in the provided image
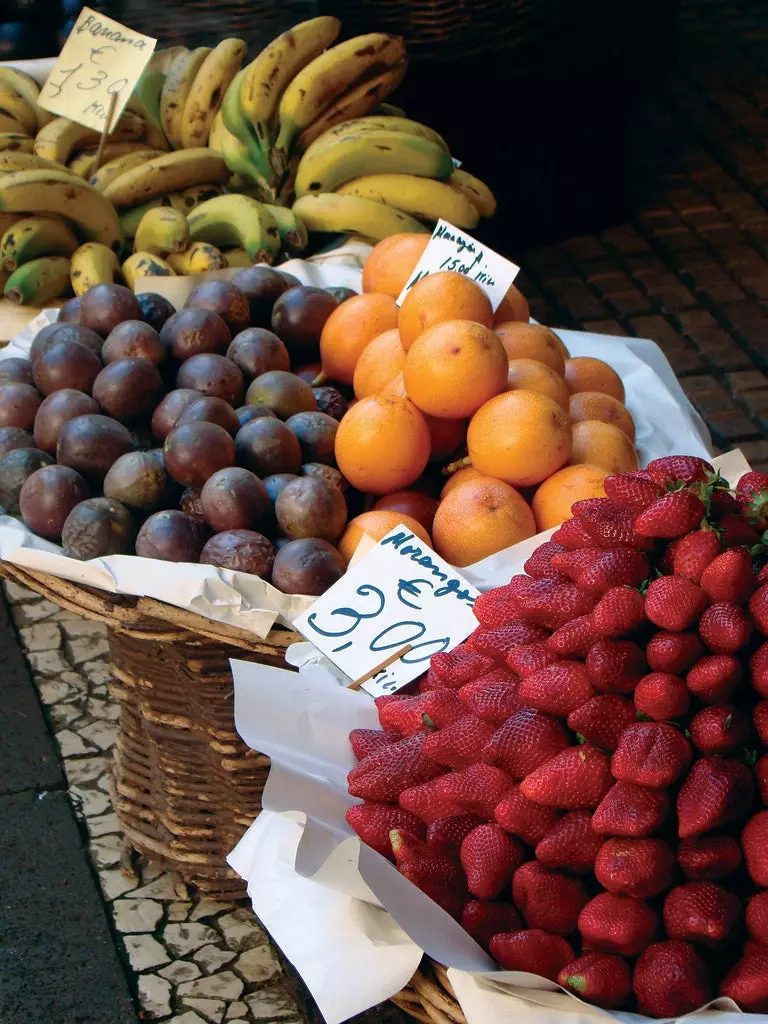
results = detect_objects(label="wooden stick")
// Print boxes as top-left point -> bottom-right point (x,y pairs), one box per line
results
349,644 -> 413,691
92,91 -> 119,175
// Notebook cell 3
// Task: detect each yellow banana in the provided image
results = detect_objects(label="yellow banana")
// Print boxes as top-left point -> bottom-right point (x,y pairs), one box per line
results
0,168 -> 123,252
70,242 -> 121,295
180,38 -> 247,149
89,149 -> 163,192
34,113 -> 146,165
0,67 -> 51,129
148,46 -> 188,75
240,17 -> 341,155
295,62 -> 408,153
134,206 -> 190,256
319,115 -> 448,151
274,33 -> 406,160
4,256 -> 71,306
0,215 -> 79,271
0,113 -> 27,135
67,142 -> 155,180
264,204 -> 308,254
221,248 -> 251,268
187,194 -> 280,263
122,252 -> 176,290
167,182 -> 225,215
0,151 -> 60,173
292,193 -> 429,241
102,149 -> 230,208
167,241 -> 226,274
0,83 -> 37,136
120,199 -> 167,238
295,129 -> 453,198
0,212 -> 21,236
378,101 -> 407,117
160,47 -> 211,150
336,174 -> 479,229
0,134 -> 34,153
448,168 -> 497,219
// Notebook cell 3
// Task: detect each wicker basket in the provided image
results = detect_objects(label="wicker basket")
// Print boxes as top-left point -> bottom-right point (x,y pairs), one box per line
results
394,960 -> 466,1024
0,559 -> 297,899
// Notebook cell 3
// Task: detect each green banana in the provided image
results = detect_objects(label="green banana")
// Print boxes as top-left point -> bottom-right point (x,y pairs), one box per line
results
187,194 -> 281,263
292,193 -> 429,241
70,242 -> 121,295
220,68 -> 274,185
126,68 -> 170,151
264,204 -> 308,254
134,206 -> 190,256
4,255 -> 71,305
0,215 -> 79,271
120,199 -> 167,238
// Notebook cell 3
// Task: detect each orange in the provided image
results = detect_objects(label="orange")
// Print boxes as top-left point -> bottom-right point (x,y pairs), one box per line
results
373,490 -> 439,532
318,292 -> 398,386
531,464 -> 609,531
403,320 -> 508,418
432,476 -> 536,567
568,420 -> 639,474
569,391 -> 635,442
397,271 -> 493,349
494,322 -> 569,376
565,356 -> 625,402
338,510 -> 432,564
467,390 -> 572,487
335,393 -> 431,495
507,358 -> 570,410
362,233 -> 430,297
493,284 -> 530,325
440,466 -> 483,498
427,415 -> 466,462
352,328 -> 406,399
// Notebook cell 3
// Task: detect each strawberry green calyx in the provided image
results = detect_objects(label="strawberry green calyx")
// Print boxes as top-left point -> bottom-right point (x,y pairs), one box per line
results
563,974 -> 587,993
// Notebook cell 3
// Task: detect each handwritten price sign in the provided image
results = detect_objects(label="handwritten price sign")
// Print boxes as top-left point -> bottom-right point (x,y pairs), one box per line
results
38,7 -> 156,132
396,219 -> 520,311
293,526 -> 480,697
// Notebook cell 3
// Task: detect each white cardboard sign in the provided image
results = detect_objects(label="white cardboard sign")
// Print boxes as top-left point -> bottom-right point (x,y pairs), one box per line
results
396,219 -> 520,311
292,526 -> 479,696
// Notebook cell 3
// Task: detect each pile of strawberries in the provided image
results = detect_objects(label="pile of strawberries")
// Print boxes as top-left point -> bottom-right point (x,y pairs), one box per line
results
345,455 -> 768,1018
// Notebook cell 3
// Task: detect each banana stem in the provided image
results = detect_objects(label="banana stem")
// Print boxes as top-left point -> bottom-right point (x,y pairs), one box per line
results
442,455 -> 472,476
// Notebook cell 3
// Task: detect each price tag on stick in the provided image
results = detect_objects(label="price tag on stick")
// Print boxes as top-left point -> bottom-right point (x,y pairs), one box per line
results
38,7 -> 156,133
293,526 -> 480,698
396,219 -> 520,311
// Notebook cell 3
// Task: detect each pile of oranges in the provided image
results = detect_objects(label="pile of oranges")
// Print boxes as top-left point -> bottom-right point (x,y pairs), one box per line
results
322,234 -> 640,568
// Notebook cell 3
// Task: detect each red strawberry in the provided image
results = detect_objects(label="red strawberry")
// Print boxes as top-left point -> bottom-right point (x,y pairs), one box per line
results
458,669 -> 523,724
348,733 -> 444,802
460,824 -> 525,899
490,929 -> 574,980
746,891 -> 768,946
545,615 -> 599,657
578,500 -> 652,550
520,743 -> 613,809
399,776 -> 464,825
709,485 -> 740,516
430,645 -> 495,687
595,837 -> 675,897
349,728 -> 398,761
757,754 -> 768,803
687,653 -> 742,703
466,620 -> 549,657
426,814 -> 484,856
633,671 -> 689,721
612,721 -> 693,788
690,705 -> 750,754
578,892 -> 658,956
749,585 -> 768,635
519,660 -> 595,717
346,803 -> 425,860
646,630 -> 703,674
592,781 -> 669,837
377,691 -> 465,735
742,811 -> 768,886
390,829 -> 468,917
700,548 -> 755,604
604,471 -> 662,510
671,527 -> 722,582
550,547 -> 607,581
663,881 -> 741,947
720,950 -> 768,1012
505,642 -> 560,678
552,516 -> 595,550
567,694 -> 637,751
645,575 -> 708,631
433,764 -> 513,819
513,580 -> 596,630
677,835 -> 742,880
524,539 -> 568,580
483,708 -> 570,779
752,642 -> 768,698
633,941 -> 711,1017
645,454 -> 713,486
754,701 -> 768,743
461,900 -> 521,950
718,511 -> 762,548
512,860 -> 588,935
585,638 -> 646,693
635,491 -> 705,538
417,669 -> 444,692
677,757 -> 755,838
737,469 -> 768,527
698,601 -> 752,653
494,786 -> 561,846
422,715 -> 496,769
557,951 -> 632,1009
552,547 -> 650,594
534,810 -> 604,873
592,587 -> 646,637
759,563 -> 768,585
472,585 -> 521,628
